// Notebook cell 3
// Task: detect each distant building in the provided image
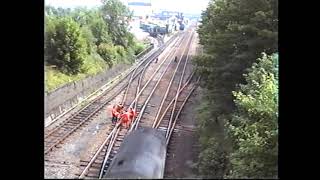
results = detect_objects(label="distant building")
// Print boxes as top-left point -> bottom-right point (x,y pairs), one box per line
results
126,0 -> 152,18
152,10 -> 184,21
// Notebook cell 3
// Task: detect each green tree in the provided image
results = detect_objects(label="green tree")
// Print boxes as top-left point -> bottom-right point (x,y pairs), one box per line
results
194,0 -> 278,178
226,53 -> 278,178
133,42 -> 145,55
114,45 -> 126,61
195,0 -> 278,118
97,43 -> 117,67
45,15 -> 57,63
68,8 -> 113,47
45,17 -> 88,74
46,6 -> 72,17
198,137 -> 229,178
81,26 -> 97,54
70,7 -> 91,26
89,14 -> 112,46
101,0 -> 133,48
45,5 -> 58,16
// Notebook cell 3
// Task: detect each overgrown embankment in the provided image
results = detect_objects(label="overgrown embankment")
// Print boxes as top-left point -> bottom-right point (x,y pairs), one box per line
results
45,0 -> 148,92
193,0 -> 278,178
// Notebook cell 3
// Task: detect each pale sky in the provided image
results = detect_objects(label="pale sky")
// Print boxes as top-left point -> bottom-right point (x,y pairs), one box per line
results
45,0 -> 209,14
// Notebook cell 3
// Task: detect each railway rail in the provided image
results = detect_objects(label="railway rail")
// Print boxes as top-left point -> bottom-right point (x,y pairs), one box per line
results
45,35 -> 167,128
77,30 -> 195,179
164,84 -> 200,177
44,33 -> 180,156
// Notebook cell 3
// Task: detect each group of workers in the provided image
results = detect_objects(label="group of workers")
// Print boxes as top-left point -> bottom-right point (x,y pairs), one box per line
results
110,56 -> 178,128
111,103 -> 137,129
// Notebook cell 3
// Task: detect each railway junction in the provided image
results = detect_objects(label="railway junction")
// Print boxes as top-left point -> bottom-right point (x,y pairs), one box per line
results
45,24 -> 201,179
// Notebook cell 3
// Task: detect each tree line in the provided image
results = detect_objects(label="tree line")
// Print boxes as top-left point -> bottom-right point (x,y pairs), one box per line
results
45,0 -> 146,75
193,0 -> 278,178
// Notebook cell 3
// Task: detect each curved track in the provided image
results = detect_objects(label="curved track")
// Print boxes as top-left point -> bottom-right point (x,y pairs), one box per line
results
77,30 -> 195,179
44,33 -> 179,156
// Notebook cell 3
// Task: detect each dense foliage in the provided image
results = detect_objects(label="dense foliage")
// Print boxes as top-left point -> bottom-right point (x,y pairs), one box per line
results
194,0 -> 278,178
45,0 -> 147,91
45,17 -> 87,75
101,0 -> 133,48
227,53 -> 278,178
196,0 -> 278,117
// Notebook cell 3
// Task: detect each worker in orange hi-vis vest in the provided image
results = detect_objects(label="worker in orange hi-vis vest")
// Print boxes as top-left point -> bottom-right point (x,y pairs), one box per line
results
111,103 -> 124,124
127,107 -> 137,123
120,107 -> 137,129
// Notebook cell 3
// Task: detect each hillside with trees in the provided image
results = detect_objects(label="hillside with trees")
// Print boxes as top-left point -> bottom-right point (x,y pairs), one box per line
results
193,0 -> 278,178
45,0 -> 147,92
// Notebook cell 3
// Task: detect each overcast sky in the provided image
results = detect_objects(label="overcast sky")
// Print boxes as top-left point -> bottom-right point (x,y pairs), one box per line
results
45,0 -> 209,14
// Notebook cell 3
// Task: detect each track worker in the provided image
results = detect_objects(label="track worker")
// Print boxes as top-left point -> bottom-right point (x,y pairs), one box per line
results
120,107 -> 137,129
111,103 -> 124,124
127,107 -> 137,124
174,56 -> 178,62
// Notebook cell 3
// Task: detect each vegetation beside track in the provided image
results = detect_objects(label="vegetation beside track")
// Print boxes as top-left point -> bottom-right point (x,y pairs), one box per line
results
45,0 -> 148,92
193,0 -> 278,178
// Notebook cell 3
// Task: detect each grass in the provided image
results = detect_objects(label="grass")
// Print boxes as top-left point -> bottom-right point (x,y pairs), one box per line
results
45,42 -> 150,93
82,53 -> 107,75
134,41 -> 147,55
45,53 -> 107,92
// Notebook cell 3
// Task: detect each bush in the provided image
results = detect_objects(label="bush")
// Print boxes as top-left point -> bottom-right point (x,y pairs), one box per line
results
198,137 -> 228,178
89,15 -> 112,46
194,0 -> 278,177
45,17 -> 88,75
195,53 -> 278,178
45,3 -> 148,90
226,53 -> 278,178
81,26 -> 97,55
126,47 -> 136,63
97,43 -> 117,67
133,42 -> 146,55
81,53 -> 107,74
114,45 -> 126,62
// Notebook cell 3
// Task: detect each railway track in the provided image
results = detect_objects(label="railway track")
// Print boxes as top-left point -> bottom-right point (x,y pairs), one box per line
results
77,31 -> 188,178
133,31 -> 195,130
76,31 -> 190,179
163,77 -> 200,178
156,29 -> 200,177
44,33 -> 180,156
